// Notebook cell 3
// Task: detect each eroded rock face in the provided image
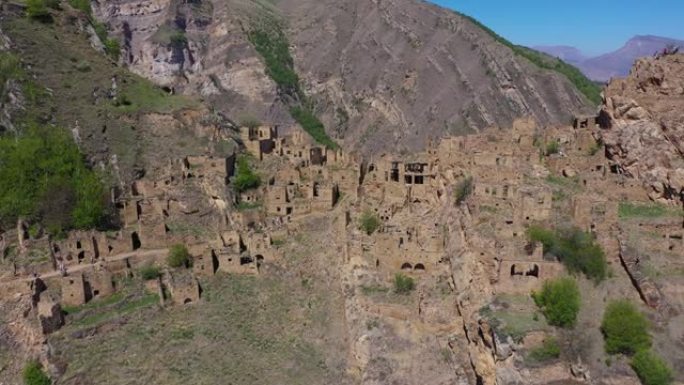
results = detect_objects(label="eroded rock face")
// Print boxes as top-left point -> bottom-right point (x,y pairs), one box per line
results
94,0 -> 595,154
278,0 -> 595,153
599,54 -> 684,202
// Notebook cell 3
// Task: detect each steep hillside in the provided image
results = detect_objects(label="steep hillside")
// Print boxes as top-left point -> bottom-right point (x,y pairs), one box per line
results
92,0 -> 597,154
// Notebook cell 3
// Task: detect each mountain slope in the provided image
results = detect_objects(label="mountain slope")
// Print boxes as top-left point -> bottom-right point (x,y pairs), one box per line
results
93,0 -> 596,154
276,0 -> 596,152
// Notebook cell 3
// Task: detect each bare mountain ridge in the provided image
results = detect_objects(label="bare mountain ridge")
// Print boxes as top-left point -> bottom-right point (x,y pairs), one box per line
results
536,35 -> 684,82
95,0 -> 596,154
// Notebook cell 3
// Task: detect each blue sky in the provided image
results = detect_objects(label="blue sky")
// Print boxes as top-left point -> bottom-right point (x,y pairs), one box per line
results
428,1 -> 684,55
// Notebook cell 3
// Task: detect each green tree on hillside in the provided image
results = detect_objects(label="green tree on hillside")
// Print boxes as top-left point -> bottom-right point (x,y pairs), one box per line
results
601,300 -> 651,355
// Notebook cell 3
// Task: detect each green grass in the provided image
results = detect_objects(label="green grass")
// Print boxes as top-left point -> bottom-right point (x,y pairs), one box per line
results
393,273 -> 415,295
480,305 -> 548,343
22,361 -> 51,385
459,13 -> 601,104
526,337 -> 561,364
619,202 -> 682,219
62,292 -> 126,315
114,79 -> 196,114
236,201 -> 262,211
360,284 -> 390,295
71,294 -> 159,327
51,275 -> 345,384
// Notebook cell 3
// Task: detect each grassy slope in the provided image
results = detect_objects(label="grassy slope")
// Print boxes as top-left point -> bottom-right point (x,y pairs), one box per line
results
51,274 -> 347,385
3,15 -> 198,182
460,14 -> 602,105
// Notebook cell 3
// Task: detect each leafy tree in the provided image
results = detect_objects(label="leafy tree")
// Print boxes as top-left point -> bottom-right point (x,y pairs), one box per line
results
601,300 -> 651,355
233,155 -> 261,193
545,140 -> 560,155
394,273 -> 415,294
168,244 -> 190,268
0,125 -> 108,233
631,350 -> 673,385
359,210 -> 381,235
23,361 -> 50,385
527,226 -> 608,282
532,277 -> 580,327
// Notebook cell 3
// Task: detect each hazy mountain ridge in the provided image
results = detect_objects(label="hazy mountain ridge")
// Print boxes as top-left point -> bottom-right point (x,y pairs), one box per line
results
536,35 -> 684,81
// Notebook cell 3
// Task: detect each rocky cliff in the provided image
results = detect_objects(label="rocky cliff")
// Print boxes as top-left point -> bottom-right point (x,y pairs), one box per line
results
94,0 -> 596,154
598,53 -> 684,202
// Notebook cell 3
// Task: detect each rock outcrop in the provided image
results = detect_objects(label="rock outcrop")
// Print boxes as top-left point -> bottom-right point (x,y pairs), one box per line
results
599,54 -> 684,202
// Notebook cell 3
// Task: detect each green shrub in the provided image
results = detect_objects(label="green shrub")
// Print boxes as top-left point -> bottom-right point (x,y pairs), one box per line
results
601,300 -> 651,355
247,27 -> 300,92
104,38 -> 121,61
289,106 -> 338,149
545,140 -> 560,156
169,32 -> 187,48
68,0 -> 91,14
0,125 -> 108,232
394,273 -> 415,294
527,226 -> 608,282
532,277 -> 580,327
139,265 -> 161,280
526,337 -> 561,363
233,155 -> 261,193
23,361 -> 50,385
631,350 -> 673,385
26,0 -> 53,22
359,210 -> 381,235
454,176 -> 474,205
168,244 -> 190,268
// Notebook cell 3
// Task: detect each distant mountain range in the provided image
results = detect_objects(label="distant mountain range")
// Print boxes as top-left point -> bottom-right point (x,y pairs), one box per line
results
535,35 -> 684,82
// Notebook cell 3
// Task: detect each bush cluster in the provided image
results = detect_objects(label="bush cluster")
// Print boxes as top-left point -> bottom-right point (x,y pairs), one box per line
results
454,176 -> 474,205
601,300 -> 673,385
601,300 -> 651,355
359,210 -> 381,235
631,350 -> 674,385
393,273 -> 415,294
0,125 -> 109,235
527,226 -> 608,282
289,106 -> 338,149
168,244 -> 190,268
526,337 -> 561,363
139,265 -> 161,280
23,361 -> 50,385
532,277 -> 580,328
233,155 -> 261,193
